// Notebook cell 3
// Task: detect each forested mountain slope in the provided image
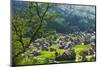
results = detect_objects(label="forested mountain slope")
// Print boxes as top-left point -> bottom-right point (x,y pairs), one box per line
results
12,1 -> 96,33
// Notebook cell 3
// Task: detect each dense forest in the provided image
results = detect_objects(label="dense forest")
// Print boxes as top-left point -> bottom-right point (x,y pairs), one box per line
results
12,1 -> 96,66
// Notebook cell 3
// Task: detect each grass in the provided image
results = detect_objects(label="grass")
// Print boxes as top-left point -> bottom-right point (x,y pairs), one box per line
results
37,51 -> 55,58
73,44 -> 89,53
18,44 -> 91,65
37,49 -> 65,58
49,44 -> 59,49
31,43 -> 65,64
37,44 -> 89,61
73,44 -> 92,62
56,49 -> 65,55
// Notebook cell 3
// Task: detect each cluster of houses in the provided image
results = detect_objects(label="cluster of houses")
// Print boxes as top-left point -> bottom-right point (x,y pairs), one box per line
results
22,32 -> 96,62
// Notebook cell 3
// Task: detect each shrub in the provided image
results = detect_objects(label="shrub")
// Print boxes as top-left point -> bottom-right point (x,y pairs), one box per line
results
86,55 -> 96,62
79,49 -> 88,61
79,49 -> 88,56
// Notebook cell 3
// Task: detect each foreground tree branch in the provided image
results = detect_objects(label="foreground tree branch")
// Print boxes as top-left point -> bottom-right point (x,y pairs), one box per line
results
14,3 -> 49,58
12,20 -> 25,51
